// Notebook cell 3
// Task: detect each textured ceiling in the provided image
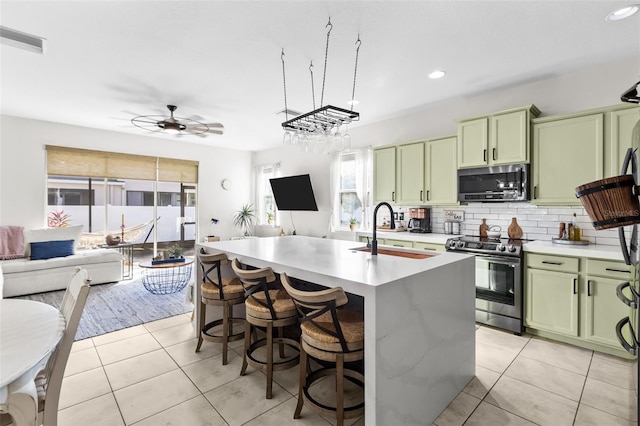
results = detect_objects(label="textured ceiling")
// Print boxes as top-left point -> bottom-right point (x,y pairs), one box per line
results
1,1 -> 639,151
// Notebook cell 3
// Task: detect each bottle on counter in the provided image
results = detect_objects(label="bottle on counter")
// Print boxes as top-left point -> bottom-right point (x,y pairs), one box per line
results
479,219 -> 489,237
570,213 -> 581,241
507,217 -> 523,239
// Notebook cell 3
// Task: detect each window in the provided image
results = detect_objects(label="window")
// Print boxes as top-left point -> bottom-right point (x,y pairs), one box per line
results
331,149 -> 372,231
256,164 -> 278,224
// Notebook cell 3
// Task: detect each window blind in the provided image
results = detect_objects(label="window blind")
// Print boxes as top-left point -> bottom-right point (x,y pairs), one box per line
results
46,146 -> 198,183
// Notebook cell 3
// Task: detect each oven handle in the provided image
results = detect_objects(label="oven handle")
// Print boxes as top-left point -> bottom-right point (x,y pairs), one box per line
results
473,254 -> 521,267
615,316 -> 638,356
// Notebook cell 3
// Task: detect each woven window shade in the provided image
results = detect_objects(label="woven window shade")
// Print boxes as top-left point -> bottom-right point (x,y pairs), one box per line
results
46,146 -> 198,183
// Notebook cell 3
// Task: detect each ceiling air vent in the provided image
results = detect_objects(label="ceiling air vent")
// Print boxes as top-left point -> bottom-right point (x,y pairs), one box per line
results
0,26 -> 46,54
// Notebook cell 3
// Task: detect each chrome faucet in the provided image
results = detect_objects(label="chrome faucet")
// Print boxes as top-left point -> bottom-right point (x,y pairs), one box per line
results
371,202 -> 395,255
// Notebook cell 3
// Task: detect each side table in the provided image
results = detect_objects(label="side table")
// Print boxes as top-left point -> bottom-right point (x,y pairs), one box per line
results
138,257 -> 194,295
100,243 -> 134,280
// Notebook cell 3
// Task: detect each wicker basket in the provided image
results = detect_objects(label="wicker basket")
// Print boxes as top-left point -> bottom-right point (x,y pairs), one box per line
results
575,175 -> 640,230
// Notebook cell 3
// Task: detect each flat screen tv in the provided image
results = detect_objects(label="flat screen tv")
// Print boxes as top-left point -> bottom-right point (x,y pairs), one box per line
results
269,174 -> 318,211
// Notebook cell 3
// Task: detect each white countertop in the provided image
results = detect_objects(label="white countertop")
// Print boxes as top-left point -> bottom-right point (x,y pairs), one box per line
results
199,235 -> 470,292
356,231 -> 452,245
523,240 -> 625,262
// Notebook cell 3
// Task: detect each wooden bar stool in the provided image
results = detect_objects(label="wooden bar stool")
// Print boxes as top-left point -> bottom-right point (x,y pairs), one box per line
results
281,273 -> 365,426
195,248 -> 245,365
231,258 -> 300,399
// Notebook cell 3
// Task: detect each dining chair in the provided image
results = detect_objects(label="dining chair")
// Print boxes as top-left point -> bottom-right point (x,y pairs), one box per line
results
36,267 -> 91,426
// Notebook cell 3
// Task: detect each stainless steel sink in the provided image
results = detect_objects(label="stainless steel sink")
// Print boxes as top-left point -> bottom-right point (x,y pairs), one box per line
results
350,246 -> 433,259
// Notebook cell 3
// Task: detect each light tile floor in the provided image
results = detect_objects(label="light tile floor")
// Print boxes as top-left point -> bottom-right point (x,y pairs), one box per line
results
21,316 -> 640,425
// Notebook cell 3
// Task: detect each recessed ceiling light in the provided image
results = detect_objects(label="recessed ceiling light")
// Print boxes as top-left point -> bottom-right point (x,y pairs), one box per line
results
347,99 -> 360,106
428,70 -> 446,79
606,4 -> 640,21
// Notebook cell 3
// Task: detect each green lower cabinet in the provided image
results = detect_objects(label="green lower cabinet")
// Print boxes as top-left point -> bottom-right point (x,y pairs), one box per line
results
384,239 -> 413,248
583,275 -> 632,348
525,268 -> 579,337
413,242 -> 445,252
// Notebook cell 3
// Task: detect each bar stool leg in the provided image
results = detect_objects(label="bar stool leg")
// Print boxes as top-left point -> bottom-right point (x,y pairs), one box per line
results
294,345 -> 306,419
221,303 -> 230,365
337,353 -> 345,426
277,327 -> 285,358
240,319 -> 251,376
195,300 -> 205,352
266,322 -> 274,399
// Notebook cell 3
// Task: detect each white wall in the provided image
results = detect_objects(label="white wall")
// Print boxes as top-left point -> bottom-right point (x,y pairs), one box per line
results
0,116 -> 253,241
253,58 -> 640,241
252,146 -> 333,237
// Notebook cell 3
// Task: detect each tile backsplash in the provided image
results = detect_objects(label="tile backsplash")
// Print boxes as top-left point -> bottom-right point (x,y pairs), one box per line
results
395,202 -> 622,246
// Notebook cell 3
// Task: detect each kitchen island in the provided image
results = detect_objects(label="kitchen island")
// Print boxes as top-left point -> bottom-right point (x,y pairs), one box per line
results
196,236 -> 475,425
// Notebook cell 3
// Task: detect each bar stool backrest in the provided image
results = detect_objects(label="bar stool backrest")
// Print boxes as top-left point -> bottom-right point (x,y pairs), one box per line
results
281,273 -> 351,353
198,247 -> 229,299
231,258 -> 279,319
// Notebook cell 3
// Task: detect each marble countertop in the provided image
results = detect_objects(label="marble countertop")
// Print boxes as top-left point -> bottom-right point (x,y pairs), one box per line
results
522,240 -> 625,262
198,235 -> 471,294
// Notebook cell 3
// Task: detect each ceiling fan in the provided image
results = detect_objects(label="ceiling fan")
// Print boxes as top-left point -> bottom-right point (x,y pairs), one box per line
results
130,105 -> 224,137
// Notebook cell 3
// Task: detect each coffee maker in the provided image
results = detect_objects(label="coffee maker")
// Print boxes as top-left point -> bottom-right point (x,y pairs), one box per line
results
408,208 -> 432,233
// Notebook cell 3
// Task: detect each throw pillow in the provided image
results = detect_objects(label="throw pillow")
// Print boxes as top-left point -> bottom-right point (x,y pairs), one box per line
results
23,225 -> 83,257
30,240 -> 75,261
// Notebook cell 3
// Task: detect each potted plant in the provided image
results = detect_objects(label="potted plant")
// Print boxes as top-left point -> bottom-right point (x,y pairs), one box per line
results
349,217 -> 357,231
266,211 -> 274,225
234,203 -> 256,236
166,244 -> 184,259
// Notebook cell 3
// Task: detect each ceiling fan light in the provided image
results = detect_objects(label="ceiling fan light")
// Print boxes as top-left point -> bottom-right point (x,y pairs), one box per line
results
162,122 -> 182,134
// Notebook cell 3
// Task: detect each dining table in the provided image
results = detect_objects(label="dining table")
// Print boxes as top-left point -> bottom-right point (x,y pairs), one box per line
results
0,299 -> 65,426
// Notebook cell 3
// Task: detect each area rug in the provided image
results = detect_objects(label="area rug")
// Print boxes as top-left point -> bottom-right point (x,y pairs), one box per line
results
15,279 -> 192,341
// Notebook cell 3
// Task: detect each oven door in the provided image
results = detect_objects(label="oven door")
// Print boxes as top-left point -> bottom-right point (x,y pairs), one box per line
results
475,254 -> 522,319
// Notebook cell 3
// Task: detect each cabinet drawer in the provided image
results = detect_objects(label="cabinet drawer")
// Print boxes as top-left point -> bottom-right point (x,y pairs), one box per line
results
586,259 -> 632,280
384,239 -> 413,248
413,242 -> 445,252
527,253 -> 579,273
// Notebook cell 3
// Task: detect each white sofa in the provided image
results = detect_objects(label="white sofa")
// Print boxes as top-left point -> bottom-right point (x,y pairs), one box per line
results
0,225 -> 122,297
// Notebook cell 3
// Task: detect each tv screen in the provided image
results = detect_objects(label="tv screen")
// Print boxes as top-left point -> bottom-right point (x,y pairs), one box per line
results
269,174 -> 318,211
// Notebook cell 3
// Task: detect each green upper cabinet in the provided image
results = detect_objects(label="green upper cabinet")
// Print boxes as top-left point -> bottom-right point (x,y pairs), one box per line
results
457,105 -> 540,169
532,113 -> 604,205
397,142 -> 425,205
606,105 -> 640,177
373,146 -> 397,203
457,117 -> 488,168
425,135 -> 458,205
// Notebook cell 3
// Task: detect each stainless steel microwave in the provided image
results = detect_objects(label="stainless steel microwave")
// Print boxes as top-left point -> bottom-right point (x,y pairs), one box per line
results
458,164 -> 529,202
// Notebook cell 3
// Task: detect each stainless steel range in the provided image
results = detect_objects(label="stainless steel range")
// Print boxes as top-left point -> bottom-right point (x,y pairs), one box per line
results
446,235 -> 524,334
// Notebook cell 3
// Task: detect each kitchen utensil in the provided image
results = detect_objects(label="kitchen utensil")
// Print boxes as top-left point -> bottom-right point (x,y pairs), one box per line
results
487,226 -> 501,239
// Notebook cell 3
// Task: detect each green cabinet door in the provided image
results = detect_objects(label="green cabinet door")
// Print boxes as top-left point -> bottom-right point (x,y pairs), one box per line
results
583,275 -> 632,349
457,117 -> 488,168
608,106 -> 640,177
532,113 -> 604,204
413,242 -> 445,252
491,109 -> 529,165
397,142 -> 425,205
525,268 -> 579,337
425,136 -> 458,205
374,147 -> 396,203
385,238 -> 413,248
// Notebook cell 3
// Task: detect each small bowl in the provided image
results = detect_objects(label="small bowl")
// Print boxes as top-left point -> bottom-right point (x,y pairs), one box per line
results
486,230 -> 501,239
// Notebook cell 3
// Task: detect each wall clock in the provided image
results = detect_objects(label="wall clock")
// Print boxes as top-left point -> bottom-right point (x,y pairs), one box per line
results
221,179 -> 232,190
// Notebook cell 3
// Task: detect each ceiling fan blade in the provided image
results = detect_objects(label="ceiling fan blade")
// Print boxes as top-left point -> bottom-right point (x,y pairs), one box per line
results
182,127 -> 210,138
206,129 -> 224,135
132,117 -> 162,125
201,122 -> 224,129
